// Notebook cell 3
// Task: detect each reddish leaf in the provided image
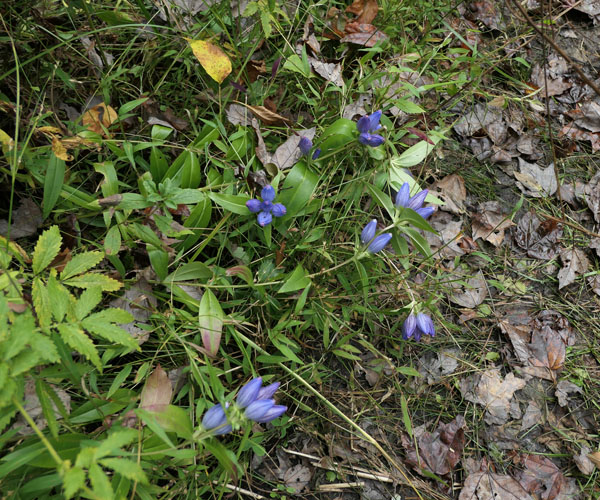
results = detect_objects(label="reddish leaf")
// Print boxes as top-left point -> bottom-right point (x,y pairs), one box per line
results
345,0 -> 379,24
140,365 -> 172,412
341,22 -> 388,47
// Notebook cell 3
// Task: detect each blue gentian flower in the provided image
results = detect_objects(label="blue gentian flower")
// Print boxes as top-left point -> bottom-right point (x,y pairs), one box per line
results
236,377 -> 262,408
253,404 -> 287,423
245,399 -> 275,421
361,219 -> 377,244
402,312 -> 435,341
395,182 -> 428,210
357,110 -> 385,147
202,404 -> 232,435
367,233 -> 392,254
246,185 -> 287,227
415,206 -> 435,220
298,136 -> 321,159
257,382 -> 280,400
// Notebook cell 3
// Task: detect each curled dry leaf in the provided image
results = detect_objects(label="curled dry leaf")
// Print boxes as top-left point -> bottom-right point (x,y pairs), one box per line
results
308,57 -> 344,87
243,104 -> 291,126
460,368 -> 526,425
81,102 -> 118,136
434,174 -> 466,214
472,201 -> 514,247
401,416 -> 466,476
346,0 -> 379,24
513,212 -> 562,261
554,380 -> 582,408
520,402 -> 542,431
588,275 -> 600,296
573,446 -> 595,475
582,171 -> 600,223
283,464 -> 312,493
417,348 -> 460,385
51,136 -> 73,161
515,454 -> 573,500
557,247 -> 589,289
514,158 -> 558,198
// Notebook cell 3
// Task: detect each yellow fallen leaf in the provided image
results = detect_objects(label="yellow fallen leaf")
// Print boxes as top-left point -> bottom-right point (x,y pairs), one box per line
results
588,451 -> 600,470
0,128 -> 14,155
81,103 -> 118,136
52,136 -> 73,161
37,126 -> 64,135
187,39 -> 232,84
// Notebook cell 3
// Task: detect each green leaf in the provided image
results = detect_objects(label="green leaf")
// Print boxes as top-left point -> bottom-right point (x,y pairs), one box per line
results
107,365 -> 132,399
147,245 -> 169,282
100,457 -> 148,483
65,273 -> 122,291
397,207 -> 436,233
315,118 -> 356,157
396,366 -> 422,377
278,264 -> 311,293
165,262 -> 212,282
400,394 -> 412,438
104,225 -> 121,256
46,273 -> 71,322
397,226 -> 432,258
135,409 -> 175,448
81,318 -> 139,351
283,54 -> 311,78
118,97 -> 148,116
62,466 -> 85,499
74,286 -> 102,320
35,379 -> 59,438
145,405 -> 193,440
57,324 -> 101,370
280,162 -> 319,216
208,193 -> 250,215
393,99 -> 425,113
88,308 -> 133,324
32,226 -> 62,275
32,277 -> 52,328
43,155 -> 65,219
365,183 -> 395,219
95,429 -> 138,458
61,252 -> 105,281
89,463 -> 114,499
198,289 -> 224,357
203,440 -> 240,482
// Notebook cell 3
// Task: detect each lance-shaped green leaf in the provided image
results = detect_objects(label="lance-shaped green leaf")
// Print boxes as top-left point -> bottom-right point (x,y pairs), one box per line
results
198,289 -> 224,357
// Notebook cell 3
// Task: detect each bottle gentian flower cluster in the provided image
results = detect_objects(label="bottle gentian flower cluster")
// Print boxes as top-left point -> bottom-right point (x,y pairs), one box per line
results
394,182 -> 434,220
357,110 -> 385,147
246,185 -> 287,227
360,219 -> 392,254
201,377 -> 287,436
402,312 -> 435,341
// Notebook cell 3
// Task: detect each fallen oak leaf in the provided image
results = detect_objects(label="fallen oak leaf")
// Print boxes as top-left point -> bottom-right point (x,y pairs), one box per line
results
187,39 -> 232,84
341,22 -> 388,47
237,102 -> 292,126
346,0 -> 379,24
557,247 -> 589,289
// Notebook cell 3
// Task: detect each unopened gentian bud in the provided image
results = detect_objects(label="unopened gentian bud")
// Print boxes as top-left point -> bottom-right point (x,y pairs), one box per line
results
236,377 -> 262,408
395,182 -> 410,208
416,313 -> 435,337
271,203 -> 287,217
407,189 -> 428,210
298,136 -> 312,156
246,199 -> 262,213
361,219 -> 377,244
261,185 -> 276,202
245,399 -> 275,421
257,382 -> 280,400
416,206 -> 434,220
202,404 -> 232,435
312,148 -> 321,160
253,405 -> 287,423
356,115 -> 371,134
367,233 -> 392,254
402,314 -> 417,340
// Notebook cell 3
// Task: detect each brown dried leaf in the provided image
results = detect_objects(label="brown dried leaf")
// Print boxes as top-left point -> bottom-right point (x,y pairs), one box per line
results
450,270 -> 487,308
341,22 -> 387,47
587,451 -> 600,470
472,201 -> 514,247
283,464 -> 312,493
140,364 -> 172,411
514,158 -> 558,198
469,0 -> 503,30
459,471 -> 533,500
515,454 -> 566,500
521,402 -> 542,431
423,211 -> 465,258
402,416 -> 466,476
346,0 -> 379,24
434,174 -> 466,214
557,247 -> 589,289
272,128 -> 316,171
555,380 -> 582,407
582,171 -> 600,222
513,212 -> 562,261
588,275 -> 600,296
308,57 -> 344,87
460,369 -> 526,425
51,136 -> 73,161
226,103 -> 252,126
244,104 -> 291,126
81,102 -> 118,136
0,198 -> 43,240
417,349 -> 460,384
109,275 -> 156,345
573,446 -> 595,475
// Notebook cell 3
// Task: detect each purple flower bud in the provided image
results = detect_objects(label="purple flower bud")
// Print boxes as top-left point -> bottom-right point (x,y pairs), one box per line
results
359,133 -> 384,147
402,314 -> 417,340
312,148 -> 321,160
271,57 -> 282,80
369,110 -> 382,131
395,182 -> 410,208
247,199 -> 262,213
416,206 -> 434,220
407,190 -> 428,210
261,185 -> 276,202
356,115 -> 371,134
253,405 -> 287,423
245,399 -> 275,421
202,404 -> 231,435
361,219 -> 377,244
236,377 -> 262,408
257,211 -> 273,227
257,382 -> 280,400
271,203 -> 286,217
367,233 -> 392,254
298,136 -> 312,156
230,81 -> 247,93
416,313 -> 435,337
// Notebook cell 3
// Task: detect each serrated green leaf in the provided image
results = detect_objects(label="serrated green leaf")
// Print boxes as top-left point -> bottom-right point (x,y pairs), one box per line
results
32,277 -> 52,328
198,289 -> 224,357
89,463 -> 114,499
95,429 -> 138,458
33,226 -> 62,275
4,311 -> 34,359
57,324 -> 101,370
35,379 -> 59,438
100,457 -> 148,483
65,273 -> 122,291
31,332 -> 60,364
63,466 -> 85,499
46,273 -> 72,322
87,308 -> 134,324
81,318 -> 138,351
74,286 -> 102,320
10,349 -> 42,376
61,251 -> 104,280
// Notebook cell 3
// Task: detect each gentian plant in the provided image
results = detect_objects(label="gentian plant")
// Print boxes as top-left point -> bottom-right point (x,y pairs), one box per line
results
357,110 -> 385,147
395,182 -> 435,220
402,312 -> 436,341
246,185 -> 287,227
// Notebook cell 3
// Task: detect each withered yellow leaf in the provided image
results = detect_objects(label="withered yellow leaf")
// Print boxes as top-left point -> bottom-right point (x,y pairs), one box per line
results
0,128 -> 14,154
52,136 -> 73,161
188,39 -> 232,84
81,103 -> 118,136
37,126 -> 63,135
